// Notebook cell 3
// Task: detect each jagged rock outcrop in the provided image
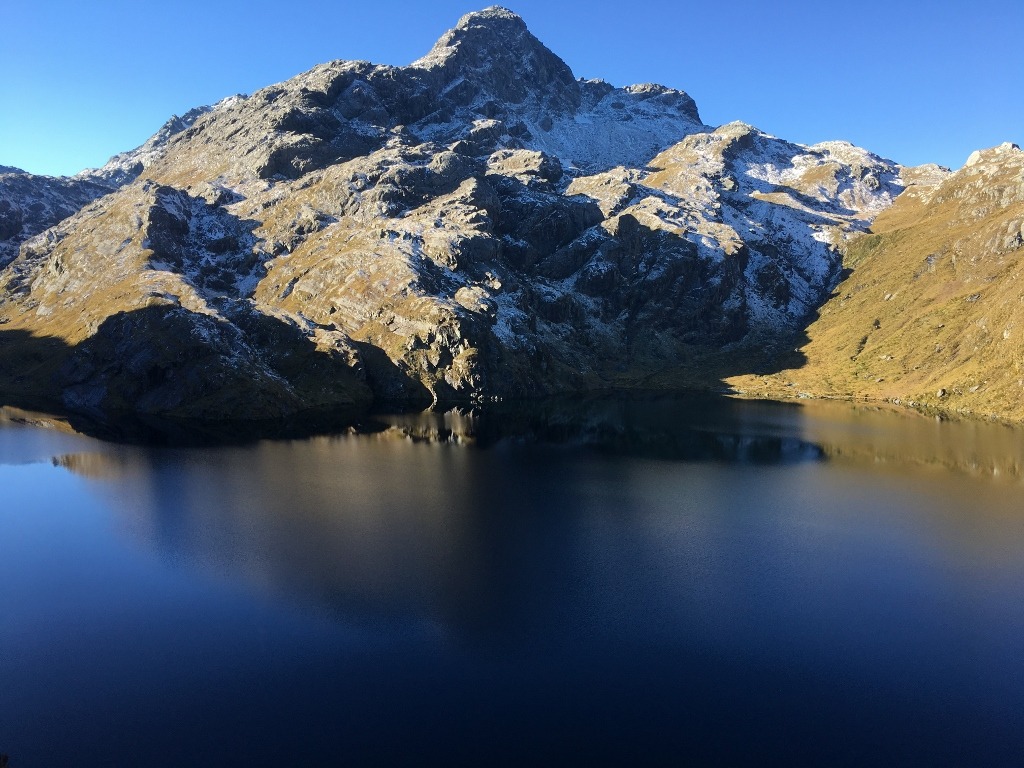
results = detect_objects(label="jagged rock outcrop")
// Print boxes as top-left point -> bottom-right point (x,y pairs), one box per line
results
0,170 -> 115,269
0,6 -> 959,422
731,142 -> 1024,421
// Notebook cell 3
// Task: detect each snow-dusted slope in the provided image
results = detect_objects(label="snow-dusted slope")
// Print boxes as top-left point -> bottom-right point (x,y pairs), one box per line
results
77,104 -> 218,186
635,123 -> 914,327
117,6 -> 704,189
408,7 -> 704,173
0,101 -> 225,268
0,169 -> 114,268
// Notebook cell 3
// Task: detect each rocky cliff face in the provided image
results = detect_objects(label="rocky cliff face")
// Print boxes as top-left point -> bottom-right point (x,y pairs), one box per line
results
0,171 -> 114,269
0,6 -> 950,423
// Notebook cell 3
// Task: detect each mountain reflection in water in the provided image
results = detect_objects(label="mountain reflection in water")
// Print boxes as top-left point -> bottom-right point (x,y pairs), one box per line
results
362,395 -> 826,464
45,396 -> 822,626
5,395 -> 1024,766
47,395 -> 1024,632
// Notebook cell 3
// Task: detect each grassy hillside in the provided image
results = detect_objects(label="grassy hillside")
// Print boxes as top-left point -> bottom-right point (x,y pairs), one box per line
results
729,143 -> 1024,422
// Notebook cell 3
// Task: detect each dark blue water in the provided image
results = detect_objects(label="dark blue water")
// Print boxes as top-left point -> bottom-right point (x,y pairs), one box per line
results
2,398 -> 1023,766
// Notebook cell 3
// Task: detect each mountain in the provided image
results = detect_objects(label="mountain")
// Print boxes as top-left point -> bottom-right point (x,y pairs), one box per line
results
0,104 -> 217,269
1,6 -> 1006,426
0,170 -> 115,269
730,142 -> 1024,421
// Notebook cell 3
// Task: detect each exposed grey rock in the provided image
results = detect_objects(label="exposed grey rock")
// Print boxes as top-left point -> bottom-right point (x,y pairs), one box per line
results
0,170 -> 116,268
487,149 -> 563,188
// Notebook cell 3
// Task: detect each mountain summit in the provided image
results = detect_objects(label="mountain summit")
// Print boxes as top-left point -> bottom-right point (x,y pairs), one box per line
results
4,7 -> 1018,428
414,6 -> 579,107
406,6 -> 703,172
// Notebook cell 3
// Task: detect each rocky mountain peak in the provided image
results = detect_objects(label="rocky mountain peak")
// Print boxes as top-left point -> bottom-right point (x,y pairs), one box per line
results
412,6 -> 579,111
916,140 -> 1024,214
453,6 -> 528,32
964,141 -> 1022,168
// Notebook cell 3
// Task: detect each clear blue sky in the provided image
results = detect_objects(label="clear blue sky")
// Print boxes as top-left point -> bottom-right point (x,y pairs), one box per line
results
2,0 -> 1021,177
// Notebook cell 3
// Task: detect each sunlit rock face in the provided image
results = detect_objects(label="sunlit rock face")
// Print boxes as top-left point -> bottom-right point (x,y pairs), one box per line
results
0,107 -> 214,270
0,6 -> 934,420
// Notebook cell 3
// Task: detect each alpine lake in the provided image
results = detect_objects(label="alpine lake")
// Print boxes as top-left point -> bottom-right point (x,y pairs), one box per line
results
2,394 -> 1023,766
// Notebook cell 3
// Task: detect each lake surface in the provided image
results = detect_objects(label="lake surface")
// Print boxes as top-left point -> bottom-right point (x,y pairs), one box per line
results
2,396 -> 1024,767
